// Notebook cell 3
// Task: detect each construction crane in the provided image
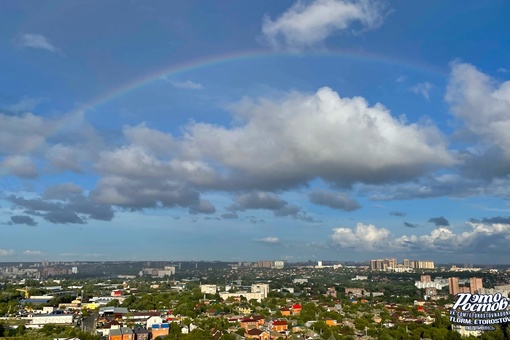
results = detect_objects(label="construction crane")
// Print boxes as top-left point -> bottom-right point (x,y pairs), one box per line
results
15,288 -> 30,299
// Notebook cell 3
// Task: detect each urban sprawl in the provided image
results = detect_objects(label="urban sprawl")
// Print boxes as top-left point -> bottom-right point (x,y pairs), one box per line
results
0,259 -> 508,339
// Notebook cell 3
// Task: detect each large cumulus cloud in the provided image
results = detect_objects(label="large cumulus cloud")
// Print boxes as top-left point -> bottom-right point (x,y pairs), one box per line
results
89,87 -> 452,213
180,87 -> 453,189
446,62 -> 510,179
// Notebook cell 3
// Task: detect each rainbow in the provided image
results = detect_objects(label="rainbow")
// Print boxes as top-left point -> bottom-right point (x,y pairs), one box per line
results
1,49 -> 447,176
72,48 -> 447,115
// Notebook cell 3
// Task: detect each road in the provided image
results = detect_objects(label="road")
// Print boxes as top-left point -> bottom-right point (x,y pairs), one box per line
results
82,311 -> 97,334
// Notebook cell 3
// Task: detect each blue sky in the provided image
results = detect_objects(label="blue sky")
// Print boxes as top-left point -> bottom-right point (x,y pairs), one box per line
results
2,0 -> 510,264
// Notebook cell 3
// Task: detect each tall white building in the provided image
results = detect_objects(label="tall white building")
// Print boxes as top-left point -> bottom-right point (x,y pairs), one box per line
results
251,283 -> 269,298
157,266 -> 175,277
273,261 -> 284,269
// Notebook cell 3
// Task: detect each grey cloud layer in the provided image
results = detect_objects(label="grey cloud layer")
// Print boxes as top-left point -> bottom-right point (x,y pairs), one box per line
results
428,216 -> 450,227
228,192 -> 315,222
8,215 -> 37,226
309,190 -> 360,211
8,185 -> 114,225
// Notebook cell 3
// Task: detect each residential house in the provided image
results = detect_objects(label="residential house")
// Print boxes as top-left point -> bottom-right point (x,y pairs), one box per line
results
151,323 -> 170,338
245,328 -> 269,340
279,308 -> 291,317
240,318 -> 258,330
147,316 -> 164,329
133,328 -> 150,340
270,330 -> 286,340
109,327 -> 134,340
271,320 -> 288,332
324,319 -> 337,327
252,315 -> 266,327
109,329 -> 123,340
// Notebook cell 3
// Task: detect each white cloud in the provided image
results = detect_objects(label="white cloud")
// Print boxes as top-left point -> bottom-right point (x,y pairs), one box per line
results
92,86 -> 454,210
23,250 -> 42,255
256,236 -> 280,244
446,62 -> 510,157
18,33 -> 57,52
0,112 -> 50,154
123,123 -> 175,155
331,223 -> 392,251
0,249 -> 14,256
0,110 -> 101,174
96,146 -> 172,179
331,221 -> 510,255
181,87 -> 453,188
261,0 -> 385,50
45,144 -> 82,172
410,82 -> 433,100
7,97 -> 42,113
1,155 -> 38,178
163,78 -> 203,90
395,75 -> 407,83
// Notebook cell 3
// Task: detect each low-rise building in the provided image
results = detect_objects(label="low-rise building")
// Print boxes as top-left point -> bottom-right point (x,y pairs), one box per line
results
151,323 -> 170,338
271,320 -> 288,332
30,314 -> 74,328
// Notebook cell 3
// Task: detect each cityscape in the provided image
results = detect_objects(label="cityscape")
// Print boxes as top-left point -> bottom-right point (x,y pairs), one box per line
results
1,259 -> 510,339
3,0 -> 510,339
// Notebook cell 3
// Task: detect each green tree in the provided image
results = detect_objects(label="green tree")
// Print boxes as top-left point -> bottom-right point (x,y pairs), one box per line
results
187,328 -> 214,340
219,334 -> 237,340
106,299 -> 120,307
353,317 -> 368,331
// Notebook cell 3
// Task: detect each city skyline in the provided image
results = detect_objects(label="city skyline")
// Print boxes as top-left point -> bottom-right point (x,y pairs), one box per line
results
2,1 -> 510,263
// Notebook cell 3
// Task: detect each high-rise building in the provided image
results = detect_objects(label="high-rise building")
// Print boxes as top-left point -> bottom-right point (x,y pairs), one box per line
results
370,259 -> 382,271
420,275 -> 431,282
256,261 -> 273,268
370,258 -> 397,271
387,258 -> 397,270
470,277 -> 483,294
449,277 -> 459,296
415,261 -> 435,269
371,258 -> 435,271
273,261 -> 285,269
